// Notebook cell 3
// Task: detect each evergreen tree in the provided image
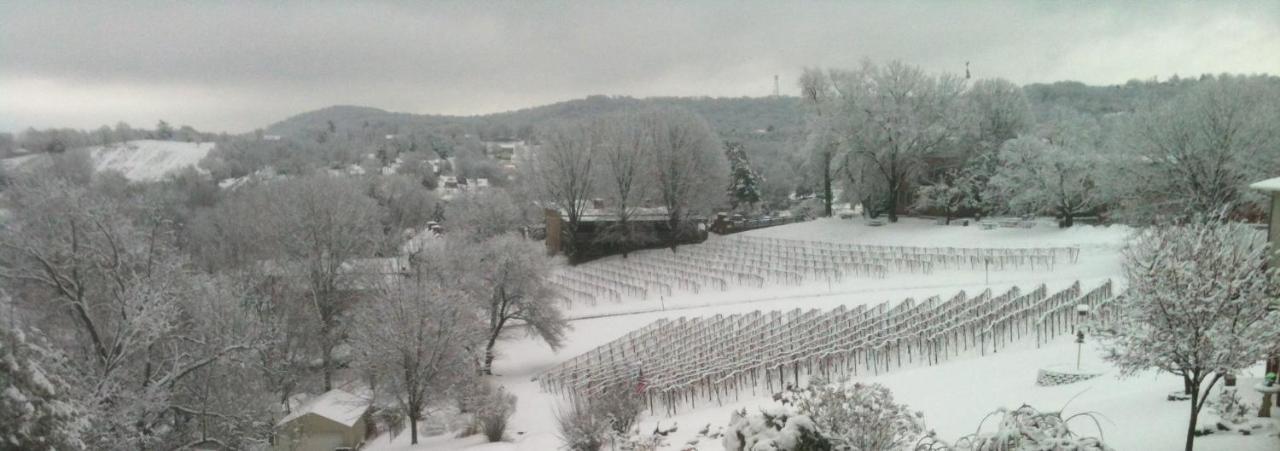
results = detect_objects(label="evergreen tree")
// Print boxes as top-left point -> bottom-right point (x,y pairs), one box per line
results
724,142 -> 762,210
156,120 -> 175,140
0,324 -> 87,450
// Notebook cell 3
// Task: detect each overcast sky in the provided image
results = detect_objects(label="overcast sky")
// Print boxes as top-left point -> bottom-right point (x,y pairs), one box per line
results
2,1 -> 1277,133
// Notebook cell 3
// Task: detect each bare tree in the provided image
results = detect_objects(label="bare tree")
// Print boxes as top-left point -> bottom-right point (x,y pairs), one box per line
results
272,175 -> 384,391
523,120 -> 601,257
594,114 -> 655,255
641,108 -> 728,249
349,276 -> 480,445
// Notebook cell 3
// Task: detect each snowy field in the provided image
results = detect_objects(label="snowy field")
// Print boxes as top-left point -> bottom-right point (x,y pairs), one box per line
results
372,218 -> 1280,451
1,140 -> 213,181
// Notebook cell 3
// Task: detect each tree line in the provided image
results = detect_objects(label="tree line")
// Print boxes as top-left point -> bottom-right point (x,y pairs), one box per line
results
801,62 -> 1280,226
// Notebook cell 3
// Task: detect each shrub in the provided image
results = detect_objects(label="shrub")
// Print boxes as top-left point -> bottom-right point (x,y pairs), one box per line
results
1210,388 -> 1254,426
723,406 -> 831,451
555,402 -> 609,451
591,385 -> 645,436
474,385 -> 517,442
790,380 -> 927,451
951,405 -> 1112,451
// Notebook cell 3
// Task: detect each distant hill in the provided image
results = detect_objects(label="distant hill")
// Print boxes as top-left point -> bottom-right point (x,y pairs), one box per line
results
264,96 -> 804,143
1,140 -> 213,181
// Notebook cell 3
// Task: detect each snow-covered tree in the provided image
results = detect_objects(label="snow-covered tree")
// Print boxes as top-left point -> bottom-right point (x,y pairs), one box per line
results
725,141 -> 763,210
1119,75 -> 1280,222
914,169 -> 979,224
965,78 -> 1033,159
0,174 -> 261,449
988,128 -> 1101,227
445,189 -> 529,244
348,276 -> 480,445
821,61 -> 972,222
799,67 -> 841,218
0,322 -> 87,451
453,234 -> 566,375
270,175 -> 384,391
1094,220 -> 1280,451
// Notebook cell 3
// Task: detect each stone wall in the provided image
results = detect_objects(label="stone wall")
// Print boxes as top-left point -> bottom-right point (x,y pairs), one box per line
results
1036,368 -> 1101,386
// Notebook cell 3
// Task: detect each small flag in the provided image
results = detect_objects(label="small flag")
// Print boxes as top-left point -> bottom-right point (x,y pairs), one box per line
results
635,368 -> 648,394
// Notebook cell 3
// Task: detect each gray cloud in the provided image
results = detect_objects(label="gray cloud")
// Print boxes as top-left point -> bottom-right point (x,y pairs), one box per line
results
2,1 -> 1277,133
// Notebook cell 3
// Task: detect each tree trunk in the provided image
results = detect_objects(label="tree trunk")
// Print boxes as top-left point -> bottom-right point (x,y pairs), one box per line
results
885,190 -> 899,223
1060,208 -> 1075,228
409,413 -> 419,445
321,342 -> 333,392
482,339 -> 498,376
822,152 -> 834,217
1185,382 -> 1199,451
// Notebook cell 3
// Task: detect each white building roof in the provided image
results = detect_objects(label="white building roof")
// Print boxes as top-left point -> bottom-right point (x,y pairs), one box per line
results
1250,177 -> 1280,192
277,389 -> 368,428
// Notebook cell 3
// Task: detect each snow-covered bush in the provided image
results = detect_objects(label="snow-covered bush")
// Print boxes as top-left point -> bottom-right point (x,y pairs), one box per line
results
612,429 -> 667,451
474,385 -> 517,442
555,402 -> 609,451
913,169 -> 979,224
0,326 -> 87,450
723,405 -> 831,451
1209,388 -> 1254,427
951,405 -> 1112,451
790,380 -> 927,451
592,385 -> 645,436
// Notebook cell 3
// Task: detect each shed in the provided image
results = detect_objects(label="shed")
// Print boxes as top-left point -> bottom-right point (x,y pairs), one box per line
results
273,390 -> 370,451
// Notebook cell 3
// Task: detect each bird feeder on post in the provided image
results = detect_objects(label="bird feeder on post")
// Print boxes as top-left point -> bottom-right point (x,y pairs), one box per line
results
1075,303 -> 1090,371
1248,177 -> 1280,416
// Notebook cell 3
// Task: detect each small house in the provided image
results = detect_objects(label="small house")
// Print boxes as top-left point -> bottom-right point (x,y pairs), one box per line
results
273,390 -> 370,451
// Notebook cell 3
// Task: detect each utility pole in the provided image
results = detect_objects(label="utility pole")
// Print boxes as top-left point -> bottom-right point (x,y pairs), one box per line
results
773,75 -> 780,97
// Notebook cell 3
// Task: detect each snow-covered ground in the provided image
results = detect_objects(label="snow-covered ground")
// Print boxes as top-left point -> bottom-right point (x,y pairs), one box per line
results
371,218 -> 1280,451
1,140 -> 214,181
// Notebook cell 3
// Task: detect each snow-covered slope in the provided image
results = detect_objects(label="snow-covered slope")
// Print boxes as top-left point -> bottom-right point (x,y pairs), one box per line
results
1,140 -> 214,181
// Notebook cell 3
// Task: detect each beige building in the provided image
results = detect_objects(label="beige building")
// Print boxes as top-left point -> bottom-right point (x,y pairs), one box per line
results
274,390 -> 370,451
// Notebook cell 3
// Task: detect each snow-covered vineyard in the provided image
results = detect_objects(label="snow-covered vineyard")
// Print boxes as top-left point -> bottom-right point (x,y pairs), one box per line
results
394,218 -> 1279,451
539,280 -> 1114,414
552,235 -> 1080,306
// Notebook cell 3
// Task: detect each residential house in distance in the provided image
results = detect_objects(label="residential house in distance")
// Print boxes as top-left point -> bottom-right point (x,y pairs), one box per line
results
273,389 -> 370,451
542,201 -> 709,260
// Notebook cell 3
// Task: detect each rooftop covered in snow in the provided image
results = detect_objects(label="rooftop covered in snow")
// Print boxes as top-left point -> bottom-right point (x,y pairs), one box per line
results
276,389 -> 368,427
1250,177 -> 1280,192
